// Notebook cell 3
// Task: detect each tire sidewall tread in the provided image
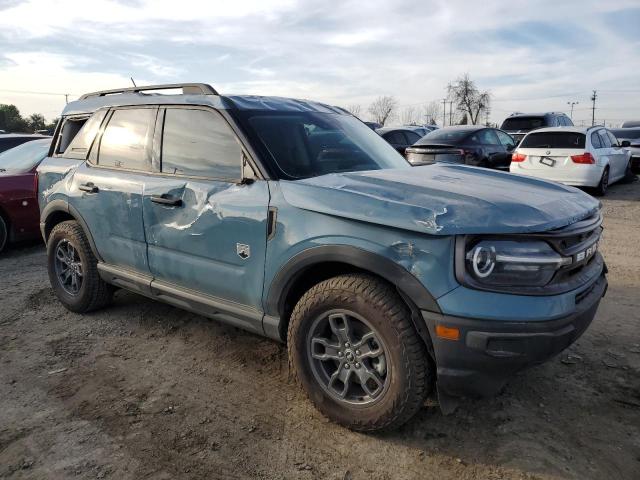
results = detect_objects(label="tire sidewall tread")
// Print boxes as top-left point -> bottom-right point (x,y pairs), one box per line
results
287,273 -> 431,432
47,220 -> 112,313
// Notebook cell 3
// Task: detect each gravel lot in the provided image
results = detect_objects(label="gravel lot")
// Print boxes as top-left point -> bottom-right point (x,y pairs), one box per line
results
1,181 -> 639,480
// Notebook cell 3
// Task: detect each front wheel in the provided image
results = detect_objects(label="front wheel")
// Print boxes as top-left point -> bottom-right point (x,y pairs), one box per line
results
288,274 -> 431,432
47,220 -> 113,313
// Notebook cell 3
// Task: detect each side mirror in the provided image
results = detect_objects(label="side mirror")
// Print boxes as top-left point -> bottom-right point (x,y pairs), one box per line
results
621,140 -> 631,148
506,144 -> 515,152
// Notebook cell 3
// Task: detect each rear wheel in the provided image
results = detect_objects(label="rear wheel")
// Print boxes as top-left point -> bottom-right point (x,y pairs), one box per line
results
594,166 -> 609,196
0,215 -> 7,253
47,220 -> 113,313
288,274 -> 431,432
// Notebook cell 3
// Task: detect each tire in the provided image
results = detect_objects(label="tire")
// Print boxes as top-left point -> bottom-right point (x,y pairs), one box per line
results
0,214 -> 7,254
594,166 -> 609,196
288,274 -> 431,432
47,220 -> 113,313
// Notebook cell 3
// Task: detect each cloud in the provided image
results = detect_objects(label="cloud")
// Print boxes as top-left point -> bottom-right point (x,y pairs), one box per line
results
0,0 -> 638,125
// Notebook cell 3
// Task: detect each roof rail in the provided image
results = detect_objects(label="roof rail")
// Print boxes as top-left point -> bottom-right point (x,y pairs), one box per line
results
79,83 -> 218,100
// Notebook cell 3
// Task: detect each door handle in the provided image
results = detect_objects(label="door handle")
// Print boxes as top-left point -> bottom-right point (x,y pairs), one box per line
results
79,183 -> 99,193
150,194 -> 182,207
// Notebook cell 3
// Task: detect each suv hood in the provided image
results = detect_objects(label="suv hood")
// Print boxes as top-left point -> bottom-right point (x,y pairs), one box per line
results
279,164 -> 600,235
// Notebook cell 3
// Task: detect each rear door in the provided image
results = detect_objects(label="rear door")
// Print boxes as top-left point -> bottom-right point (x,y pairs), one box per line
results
68,107 -> 156,274
477,128 -> 504,168
142,106 -> 270,315
494,129 -> 516,169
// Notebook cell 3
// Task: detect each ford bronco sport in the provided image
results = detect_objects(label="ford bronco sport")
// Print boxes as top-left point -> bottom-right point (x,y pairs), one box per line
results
38,83 -> 607,432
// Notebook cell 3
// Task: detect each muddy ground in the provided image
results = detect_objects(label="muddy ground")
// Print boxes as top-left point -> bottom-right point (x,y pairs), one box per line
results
1,181 -> 639,480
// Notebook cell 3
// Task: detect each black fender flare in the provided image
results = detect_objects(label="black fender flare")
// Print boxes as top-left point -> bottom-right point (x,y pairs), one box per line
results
40,199 -> 102,261
265,245 -> 441,318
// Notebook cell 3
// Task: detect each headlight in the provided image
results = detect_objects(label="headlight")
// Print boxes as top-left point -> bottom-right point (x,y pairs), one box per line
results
463,239 -> 571,287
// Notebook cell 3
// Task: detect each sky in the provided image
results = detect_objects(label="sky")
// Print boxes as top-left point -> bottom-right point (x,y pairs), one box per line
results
1,0 -> 639,127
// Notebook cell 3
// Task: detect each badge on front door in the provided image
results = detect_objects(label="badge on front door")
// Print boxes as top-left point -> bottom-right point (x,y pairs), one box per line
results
237,243 -> 250,260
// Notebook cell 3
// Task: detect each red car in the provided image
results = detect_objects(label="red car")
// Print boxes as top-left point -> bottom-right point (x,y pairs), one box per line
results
0,138 -> 51,253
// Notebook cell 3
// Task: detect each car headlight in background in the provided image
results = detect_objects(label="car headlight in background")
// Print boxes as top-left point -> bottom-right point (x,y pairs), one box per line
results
462,239 -> 571,287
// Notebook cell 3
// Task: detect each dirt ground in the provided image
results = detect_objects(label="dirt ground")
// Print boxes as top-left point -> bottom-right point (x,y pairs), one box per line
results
1,181 -> 639,480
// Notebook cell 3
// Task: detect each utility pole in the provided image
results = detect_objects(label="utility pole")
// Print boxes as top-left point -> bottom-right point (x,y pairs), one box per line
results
442,99 -> 447,126
448,101 -> 454,126
590,90 -> 597,126
567,101 -> 578,119
64,94 -> 69,104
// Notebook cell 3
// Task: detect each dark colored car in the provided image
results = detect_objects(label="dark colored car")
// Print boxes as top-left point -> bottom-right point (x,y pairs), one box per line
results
500,112 -> 573,144
376,127 -> 422,154
0,134 -> 50,154
364,121 -> 382,130
405,126 -> 516,170
0,138 -> 51,252
620,120 -> 640,128
610,127 -> 640,172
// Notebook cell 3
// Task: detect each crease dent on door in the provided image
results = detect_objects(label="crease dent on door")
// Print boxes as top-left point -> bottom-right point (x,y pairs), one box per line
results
143,177 -> 270,312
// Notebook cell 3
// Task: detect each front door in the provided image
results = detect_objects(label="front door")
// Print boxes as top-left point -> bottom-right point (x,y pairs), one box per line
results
142,106 -> 270,315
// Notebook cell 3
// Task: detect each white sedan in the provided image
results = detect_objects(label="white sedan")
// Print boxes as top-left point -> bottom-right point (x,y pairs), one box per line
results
510,126 -> 631,196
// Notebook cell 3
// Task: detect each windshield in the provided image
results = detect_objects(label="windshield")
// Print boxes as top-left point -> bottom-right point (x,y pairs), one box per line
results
520,132 -> 585,149
415,129 -> 472,144
610,129 -> 640,140
501,117 -> 545,131
234,111 -> 409,179
0,139 -> 50,173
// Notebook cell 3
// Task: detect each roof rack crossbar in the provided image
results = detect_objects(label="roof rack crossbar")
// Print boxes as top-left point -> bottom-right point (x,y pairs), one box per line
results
79,83 -> 218,100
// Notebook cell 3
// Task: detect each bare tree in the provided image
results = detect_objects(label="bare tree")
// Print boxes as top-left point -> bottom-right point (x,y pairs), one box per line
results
400,106 -> 419,125
447,74 -> 491,125
421,101 -> 441,125
368,96 -> 397,126
346,104 -> 362,118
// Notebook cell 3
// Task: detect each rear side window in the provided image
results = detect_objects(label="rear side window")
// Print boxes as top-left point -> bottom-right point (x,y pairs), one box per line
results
98,108 -> 155,171
161,108 -> 242,179
478,129 -> 500,145
591,131 -> 603,149
520,132 -> 586,149
64,110 -> 107,160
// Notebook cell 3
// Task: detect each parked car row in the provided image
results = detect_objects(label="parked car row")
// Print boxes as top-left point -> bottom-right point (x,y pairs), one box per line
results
375,110 -> 636,195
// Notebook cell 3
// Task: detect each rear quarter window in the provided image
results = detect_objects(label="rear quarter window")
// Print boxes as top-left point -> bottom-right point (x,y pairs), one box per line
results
520,132 -> 585,149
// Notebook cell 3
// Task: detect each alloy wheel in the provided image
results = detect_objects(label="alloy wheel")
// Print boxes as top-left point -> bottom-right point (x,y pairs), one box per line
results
307,310 -> 390,406
54,239 -> 83,295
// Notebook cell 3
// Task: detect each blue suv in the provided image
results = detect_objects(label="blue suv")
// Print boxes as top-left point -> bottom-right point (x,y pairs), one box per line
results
38,84 -> 607,431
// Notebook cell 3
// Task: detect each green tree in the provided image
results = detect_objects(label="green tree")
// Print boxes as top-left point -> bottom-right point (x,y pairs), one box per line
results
0,104 -> 28,132
27,113 -> 46,132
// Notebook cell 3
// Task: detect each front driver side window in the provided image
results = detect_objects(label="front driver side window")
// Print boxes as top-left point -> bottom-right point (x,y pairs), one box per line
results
161,108 -> 242,180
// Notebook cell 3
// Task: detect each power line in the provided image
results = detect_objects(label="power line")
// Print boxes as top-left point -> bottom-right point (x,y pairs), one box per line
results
0,88 -> 78,97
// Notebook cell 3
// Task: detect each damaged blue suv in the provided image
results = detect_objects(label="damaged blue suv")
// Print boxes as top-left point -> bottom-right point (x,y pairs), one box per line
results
38,83 -> 607,432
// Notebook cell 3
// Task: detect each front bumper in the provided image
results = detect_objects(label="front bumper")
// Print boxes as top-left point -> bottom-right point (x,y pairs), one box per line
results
422,273 -> 607,399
